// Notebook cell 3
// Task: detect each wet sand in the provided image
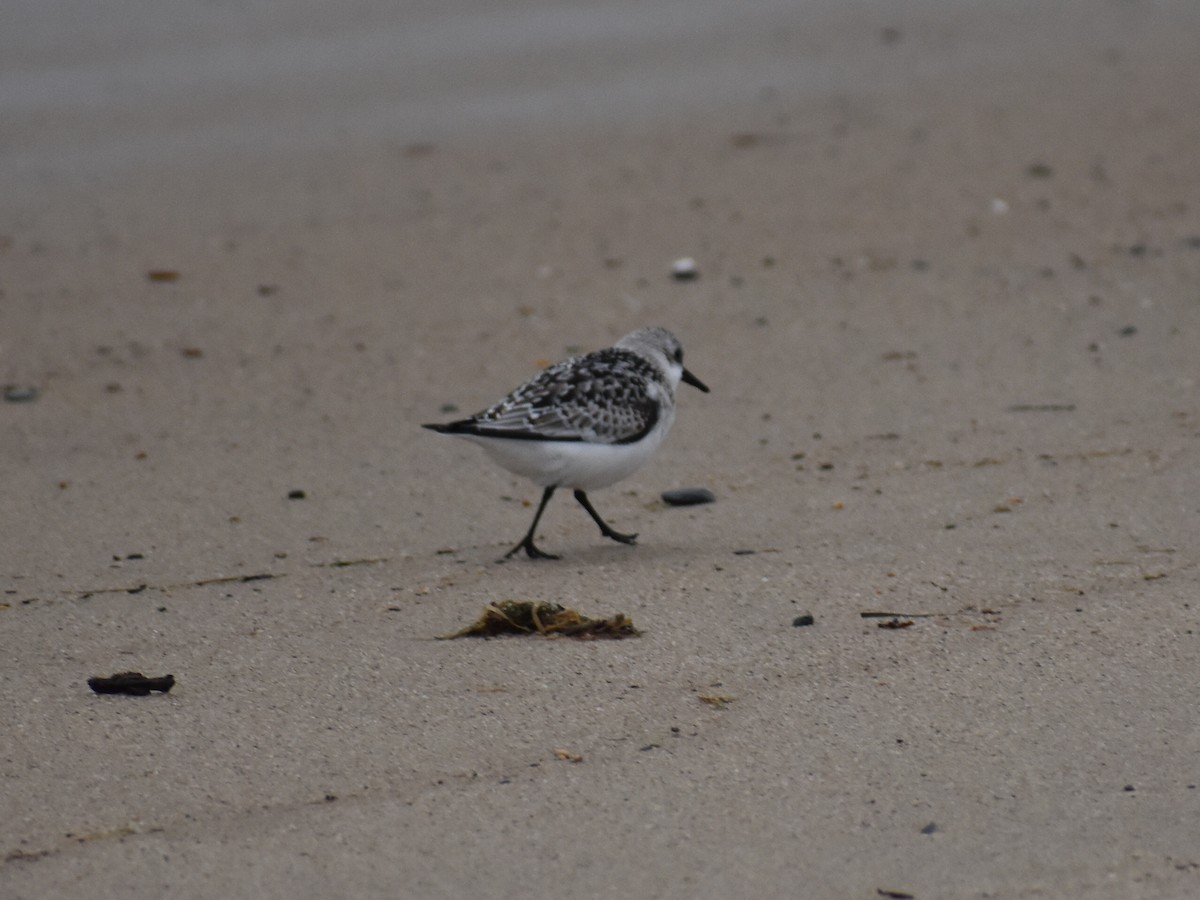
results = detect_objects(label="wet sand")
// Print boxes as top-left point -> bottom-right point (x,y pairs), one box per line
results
3,2 -> 1200,897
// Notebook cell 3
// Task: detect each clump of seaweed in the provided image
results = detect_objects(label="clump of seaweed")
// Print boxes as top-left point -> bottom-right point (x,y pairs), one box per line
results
441,601 -> 639,640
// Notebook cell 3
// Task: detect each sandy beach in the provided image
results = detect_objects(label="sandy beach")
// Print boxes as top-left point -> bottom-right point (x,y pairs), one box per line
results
3,1 -> 1200,897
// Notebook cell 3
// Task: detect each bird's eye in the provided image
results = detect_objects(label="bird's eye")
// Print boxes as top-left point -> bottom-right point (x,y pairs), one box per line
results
673,348 -> 684,364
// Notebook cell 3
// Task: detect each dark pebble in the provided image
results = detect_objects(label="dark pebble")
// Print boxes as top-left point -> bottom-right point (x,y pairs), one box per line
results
792,614 -> 815,627
920,821 -> 939,834
3,385 -> 38,403
661,487 -> 716,506
87,672 -> 175,695
287,489 -> 306,500
1118,325 -> 1137,336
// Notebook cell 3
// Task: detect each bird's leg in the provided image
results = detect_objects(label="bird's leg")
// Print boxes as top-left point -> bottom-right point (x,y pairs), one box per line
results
503,486 -> 560,561
573,490 -> 638,545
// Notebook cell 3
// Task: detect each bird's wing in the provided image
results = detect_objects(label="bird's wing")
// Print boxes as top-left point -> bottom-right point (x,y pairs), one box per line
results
456,350 -> 661,444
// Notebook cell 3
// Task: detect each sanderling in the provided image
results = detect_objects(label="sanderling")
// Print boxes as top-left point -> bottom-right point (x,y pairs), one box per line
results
423,326 -> 709,560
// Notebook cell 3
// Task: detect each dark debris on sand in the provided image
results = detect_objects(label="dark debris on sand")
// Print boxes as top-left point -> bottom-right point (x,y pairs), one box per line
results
440,601 -> 640,640
87,672 -> 175,695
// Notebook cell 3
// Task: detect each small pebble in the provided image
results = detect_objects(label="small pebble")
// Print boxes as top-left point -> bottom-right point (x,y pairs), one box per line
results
792,614 -> 815,627
287,489 -> 307,500
661,487 -> 715,506
3,385 -> 38,403
920,821 -> 939,835
670,257 -> 699,280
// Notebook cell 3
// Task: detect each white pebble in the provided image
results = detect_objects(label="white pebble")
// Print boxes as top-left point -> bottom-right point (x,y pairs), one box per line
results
671,257 -> 699,280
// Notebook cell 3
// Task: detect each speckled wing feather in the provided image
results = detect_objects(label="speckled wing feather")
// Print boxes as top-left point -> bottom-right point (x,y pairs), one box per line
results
437,348 -> 661,444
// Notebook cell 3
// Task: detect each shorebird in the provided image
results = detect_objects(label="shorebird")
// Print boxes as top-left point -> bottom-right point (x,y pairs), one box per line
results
423,326 -> 708,559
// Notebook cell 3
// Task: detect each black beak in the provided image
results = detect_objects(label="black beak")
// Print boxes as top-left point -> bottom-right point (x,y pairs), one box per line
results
682,367 -> 710,393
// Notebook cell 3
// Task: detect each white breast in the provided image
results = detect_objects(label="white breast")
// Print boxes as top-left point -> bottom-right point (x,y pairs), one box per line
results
457,405 -> 675,491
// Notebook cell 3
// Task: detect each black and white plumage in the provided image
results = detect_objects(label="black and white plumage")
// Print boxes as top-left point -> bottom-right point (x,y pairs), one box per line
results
423,326 -> 709,560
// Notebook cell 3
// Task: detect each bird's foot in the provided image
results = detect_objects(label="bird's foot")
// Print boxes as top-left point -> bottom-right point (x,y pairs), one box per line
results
599,526 -> 638,545
500,535 -> 560,562
573,490 -> 638,547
